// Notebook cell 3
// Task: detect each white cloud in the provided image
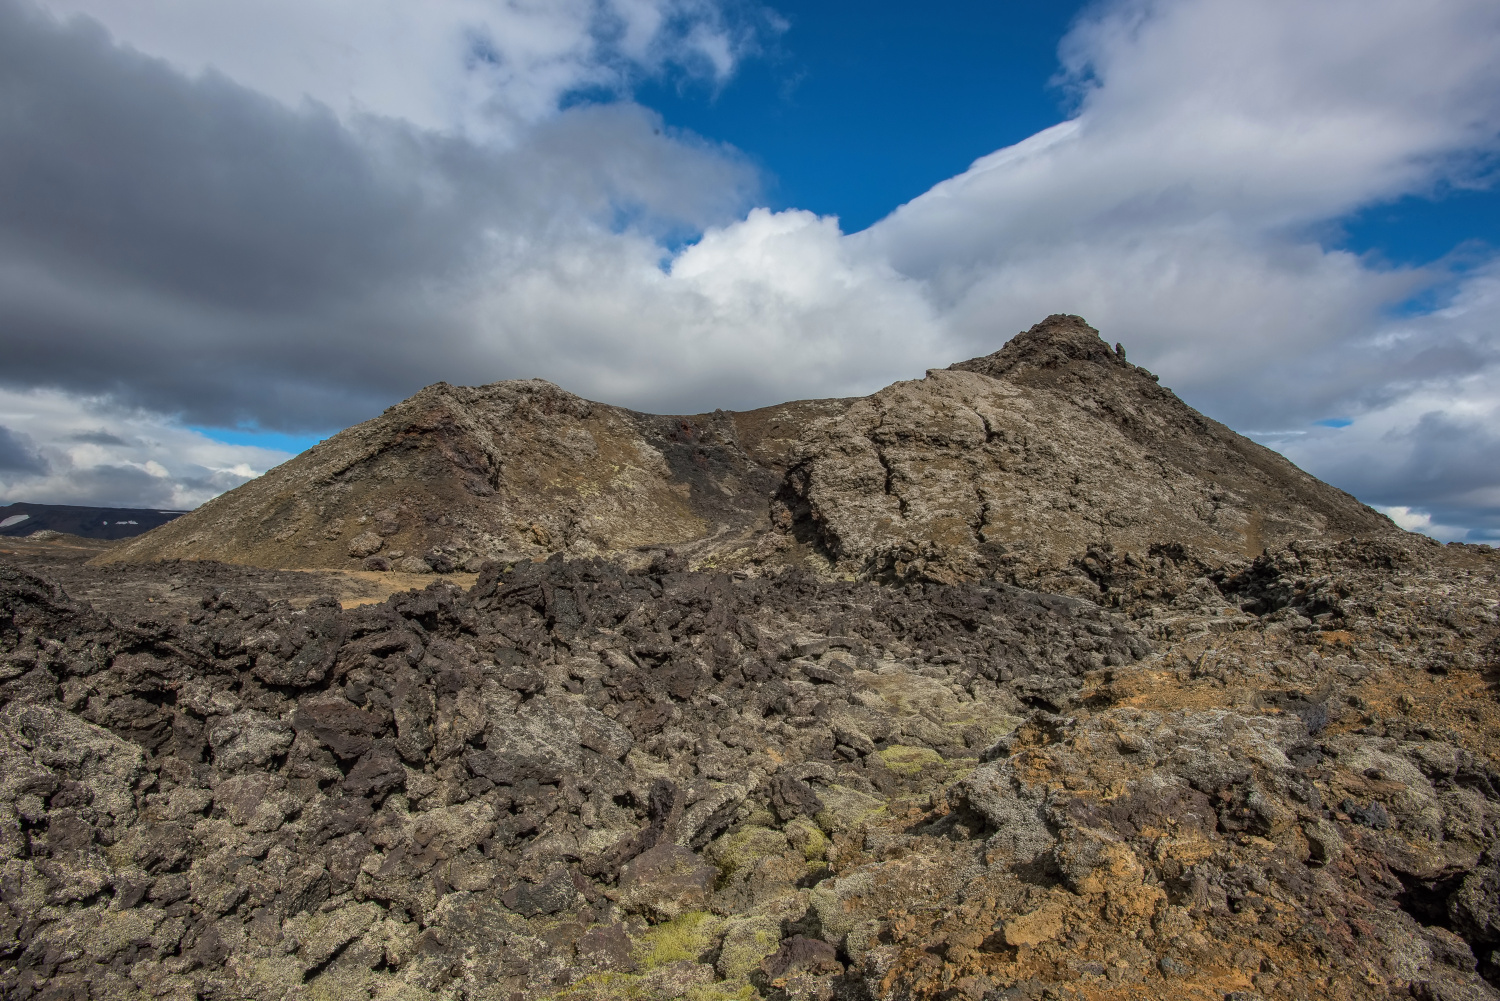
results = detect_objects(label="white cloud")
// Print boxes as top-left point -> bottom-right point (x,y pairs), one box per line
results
861,0 -> 1500,396
468,207 -> 945,409
0,387 -> 292,509
33,0 -> 756,142
839,0 -> 1500,538
1373,506 -> 1470,544
1262,258 -> 1500,540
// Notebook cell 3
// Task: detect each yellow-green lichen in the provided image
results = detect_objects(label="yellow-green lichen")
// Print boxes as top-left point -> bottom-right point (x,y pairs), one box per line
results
878,744 -> 943,776
367,982 -> 435,1001
549,918 -> 760,1001
550,973 -> 757,1001
742,807 -> 777,828
714,914 -> 784,980
685,983 -> 759,1001
784,816 -> 828,862
233,956 -> 305,995
813,784 -> 888,834
309,969 -> 398,1001
548,971 -> 654,1001
708,825 -> 788,884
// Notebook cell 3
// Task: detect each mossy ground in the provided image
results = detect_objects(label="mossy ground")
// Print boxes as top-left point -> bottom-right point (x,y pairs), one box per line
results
878,744 -> 943,776
709,825 -> 789,886
637,910 -> 721,967
784,816 -> 829,861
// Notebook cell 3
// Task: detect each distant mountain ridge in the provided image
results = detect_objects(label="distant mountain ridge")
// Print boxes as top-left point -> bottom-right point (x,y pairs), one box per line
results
98,315 -> 1399,583
0,502 -> 186,539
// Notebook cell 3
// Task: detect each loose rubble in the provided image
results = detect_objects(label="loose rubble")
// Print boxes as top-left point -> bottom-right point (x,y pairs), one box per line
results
3,532 -> 1498,1000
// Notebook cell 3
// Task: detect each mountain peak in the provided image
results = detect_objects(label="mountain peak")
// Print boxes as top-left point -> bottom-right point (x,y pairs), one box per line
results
952,313 -> 1135,381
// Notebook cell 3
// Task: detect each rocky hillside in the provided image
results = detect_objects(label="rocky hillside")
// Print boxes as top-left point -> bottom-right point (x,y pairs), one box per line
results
98,316 -> 1397,582
20,313 -> 1493,1001
98,380 -> 848,574
3,534 -> 1499,1001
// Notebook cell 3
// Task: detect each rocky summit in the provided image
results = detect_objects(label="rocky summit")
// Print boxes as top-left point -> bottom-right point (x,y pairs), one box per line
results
3,316 -> 1499,1001
99,315 -> 1394,586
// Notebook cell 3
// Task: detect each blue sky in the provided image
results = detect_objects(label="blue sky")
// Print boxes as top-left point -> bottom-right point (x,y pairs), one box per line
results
1,0 -> 1498,540
644,1 -> 1500,261
188,426 -> 324,455
635,1 -> 1093,235
1338,187 -> 1499,267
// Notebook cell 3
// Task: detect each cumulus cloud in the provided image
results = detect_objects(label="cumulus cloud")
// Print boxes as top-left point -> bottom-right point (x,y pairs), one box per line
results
0,0 -> 759,428
37,0 -> 765,141
1373,507 -> 1473,544
0,388 -> 292,509
2,0 -> 1499,541
469,207 -> 945,408
1265,259 -> 1500,539
864,0 -> 1500,414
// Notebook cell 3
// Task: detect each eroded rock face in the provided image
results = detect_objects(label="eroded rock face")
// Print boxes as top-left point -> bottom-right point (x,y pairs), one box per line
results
3,533 -> 1500,1001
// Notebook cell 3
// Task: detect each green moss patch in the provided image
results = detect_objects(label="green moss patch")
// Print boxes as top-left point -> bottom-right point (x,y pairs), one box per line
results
813,784 -> 888,834
878,744 -> 943,776
637,910 -> 721,969
546,910 -> 760,1001
784,816 -> 829,861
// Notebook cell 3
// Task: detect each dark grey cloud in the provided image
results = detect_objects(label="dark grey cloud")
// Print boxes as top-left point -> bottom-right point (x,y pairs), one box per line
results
1383,412 -> 1500,500
1327,411 -> 1500,541
51,463 -> 189,509
68,430 -> 128,445
0,0 -> 756,431
0,426 -> 47,474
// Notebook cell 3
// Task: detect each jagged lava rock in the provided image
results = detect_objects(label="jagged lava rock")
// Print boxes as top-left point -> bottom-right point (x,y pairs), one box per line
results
3,535 -> 1499,1000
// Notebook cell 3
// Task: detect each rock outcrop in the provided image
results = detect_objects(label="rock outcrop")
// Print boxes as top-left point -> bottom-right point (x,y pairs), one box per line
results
99,316 -> 1397,581
98,379 -> 852,573
787,315 -> 1393,584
